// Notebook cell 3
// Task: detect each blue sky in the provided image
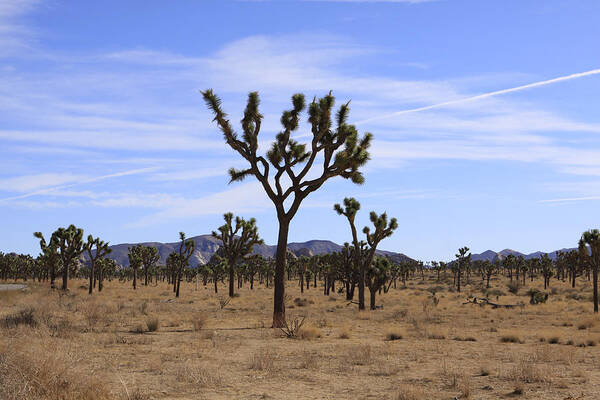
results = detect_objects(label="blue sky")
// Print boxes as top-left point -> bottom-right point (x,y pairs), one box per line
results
1,0 -> 600,261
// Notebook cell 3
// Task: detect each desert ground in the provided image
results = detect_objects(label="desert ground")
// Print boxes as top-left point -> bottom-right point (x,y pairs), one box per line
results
1,277 -> 599,400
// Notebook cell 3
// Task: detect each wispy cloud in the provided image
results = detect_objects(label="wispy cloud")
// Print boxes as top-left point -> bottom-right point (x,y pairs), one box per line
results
0,168 -> 159,202
356,68 -> 600,124
540,196 -> 600,203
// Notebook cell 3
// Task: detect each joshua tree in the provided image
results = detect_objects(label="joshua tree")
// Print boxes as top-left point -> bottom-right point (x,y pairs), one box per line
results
96,257 -> 116,291
139,246 -> 160,286
454,246 -> 471,293
84,235 -> 111,295
367,256 -> 391,310
175,232 -> 195,298
335,197 -> 397,310
33,231 -> 61,288
212,212 -> 263,297
202,90 -> 372,327
580,230 -> 600,313
128,245 -> 143,290
37,225 -> 84,290
540,253 -> 554,290
481,260 -> 496,289
297,256 -> 310,294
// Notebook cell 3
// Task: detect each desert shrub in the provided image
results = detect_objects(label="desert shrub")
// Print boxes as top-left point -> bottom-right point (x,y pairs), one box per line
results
175,360 -> 222,387
217,295 -> 231,310
298,350 -> 319,370
298,326 -> 322,340
453,336 -> 477,342
46,317 -> 75,338
500,331 -> 524,344
294,297 -> 309,307
0,308 -> 37,329
527,289 -> 548,305
146,317 -> 159,332
385,329 -> 403,341
395,384 -> 426,400
506,358 -> 553,384
140,300 -> 149,315
512,383 -> 525,395
457,375 -> 472,399
577,317 -> 596,330
249,348 -> 275,371
507,281 -> 521,295
131,323 -> 146,334
338,327 -> 351,339
191,313 -> 207,331
427,328 -> 447,340
279,316 -> 305,338
346,344 -> 372,365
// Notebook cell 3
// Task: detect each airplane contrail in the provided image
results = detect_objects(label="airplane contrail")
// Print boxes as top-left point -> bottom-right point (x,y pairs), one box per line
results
0,167 -> 159,202
356,68 -> 600,125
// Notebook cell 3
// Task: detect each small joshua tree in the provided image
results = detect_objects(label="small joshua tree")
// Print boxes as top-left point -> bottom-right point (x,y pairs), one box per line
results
454,246 -> 471,293
84,235 -> 111,295
213,212 -> 263,297
202,90 -> 372,327
175,232 -> 195,298
33,231 -> 61,288
139,246 -> 160,286
367,256 -> 392,310
128,245 -> 143,290
334,197 -> 397,310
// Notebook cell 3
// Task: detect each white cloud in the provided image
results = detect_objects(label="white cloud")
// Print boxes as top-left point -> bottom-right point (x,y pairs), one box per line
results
130,182 -> 272,227
0,172 -> 86,192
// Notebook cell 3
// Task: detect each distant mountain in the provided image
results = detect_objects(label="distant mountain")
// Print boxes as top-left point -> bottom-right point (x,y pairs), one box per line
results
85,235 -> 414,267
469,247 -> 577,262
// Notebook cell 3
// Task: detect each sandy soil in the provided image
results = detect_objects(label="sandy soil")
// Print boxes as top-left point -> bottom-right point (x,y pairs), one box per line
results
1,277 -> 599,399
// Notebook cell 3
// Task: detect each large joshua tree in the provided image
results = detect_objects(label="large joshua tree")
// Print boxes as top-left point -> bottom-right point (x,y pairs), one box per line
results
213,212 -> 263,297
202,90 -> 371,326
580,229 -> 600,313
35,225 -> 84,290
334,197 -> 398,310
84,235 -> 111,295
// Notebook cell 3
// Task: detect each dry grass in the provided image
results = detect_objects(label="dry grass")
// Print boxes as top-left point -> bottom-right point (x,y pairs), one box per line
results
1,278 -> 599,399
395,384 -> 427,400
0,339 -> 110,400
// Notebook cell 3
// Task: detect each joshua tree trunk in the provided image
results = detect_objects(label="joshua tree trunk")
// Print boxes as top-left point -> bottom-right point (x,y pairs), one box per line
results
133,269 -> 137,290
369,288 -> 377,310
89,260 -> 95,295
594,267 -> 598,313
50,264 -> 56,288
228,259 -> 235,297
273,219 -> 289,328
61,261 -> 69,290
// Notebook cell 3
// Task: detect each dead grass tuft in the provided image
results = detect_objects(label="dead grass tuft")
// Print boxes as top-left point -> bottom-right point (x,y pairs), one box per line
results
395,384 -> 427,400
249,347 -> 276,371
